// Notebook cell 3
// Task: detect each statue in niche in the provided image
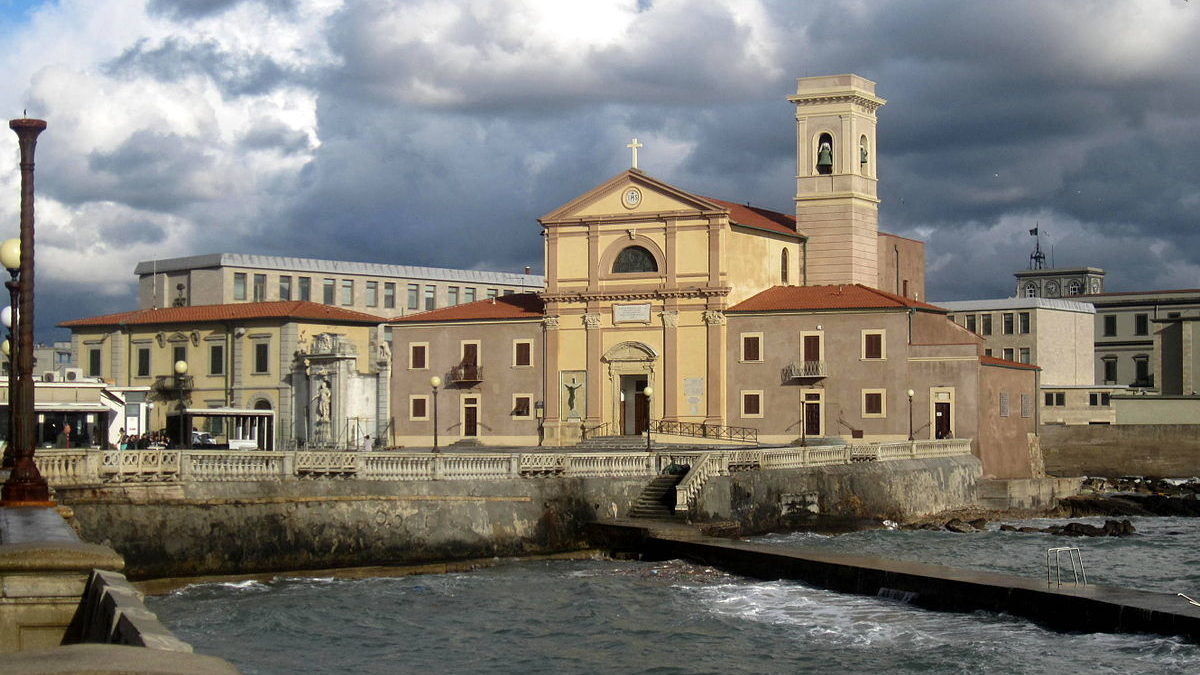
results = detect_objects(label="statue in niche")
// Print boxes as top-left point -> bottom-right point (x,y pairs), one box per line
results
313,379 -> 332,421
564,377 -> 583,419
377,341 -> 391,364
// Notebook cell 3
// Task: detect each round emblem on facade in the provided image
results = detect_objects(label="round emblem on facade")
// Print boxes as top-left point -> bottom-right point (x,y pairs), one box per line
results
622,187 -> 642,209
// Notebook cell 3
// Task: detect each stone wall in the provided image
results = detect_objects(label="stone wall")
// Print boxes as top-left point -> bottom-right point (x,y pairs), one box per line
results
1041,423 -> 1200,477
693,456 -> 983,530
59,456 -> 985,579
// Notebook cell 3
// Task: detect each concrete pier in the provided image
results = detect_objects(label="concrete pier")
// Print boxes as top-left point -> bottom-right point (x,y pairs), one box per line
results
588,520 -> 1200,641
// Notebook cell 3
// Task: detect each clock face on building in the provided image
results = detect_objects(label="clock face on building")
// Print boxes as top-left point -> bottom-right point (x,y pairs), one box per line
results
622,187 -> 642,209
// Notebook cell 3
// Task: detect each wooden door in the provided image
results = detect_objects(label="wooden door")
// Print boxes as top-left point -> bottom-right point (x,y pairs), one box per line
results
804,401 -> 821,436
935,402 -> 951,439
464,397 -> 479,437
634,393 -> 649,435
803,335 -> 820,362
462,343 -> 478,366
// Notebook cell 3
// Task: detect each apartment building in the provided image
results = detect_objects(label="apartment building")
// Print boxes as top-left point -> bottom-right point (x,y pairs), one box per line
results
135,253 -> 545,318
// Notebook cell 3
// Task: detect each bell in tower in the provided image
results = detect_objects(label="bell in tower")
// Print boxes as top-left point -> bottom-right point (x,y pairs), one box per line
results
816,134 -> 834,175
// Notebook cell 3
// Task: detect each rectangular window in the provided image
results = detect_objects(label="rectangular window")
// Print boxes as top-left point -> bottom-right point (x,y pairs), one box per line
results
209,344 -> 225,376
741,391 -> 763,418
279,276 -> 292,301
1020,394 -> 1032,418
172,345 -> 186,366
1135,357 -> 1150,383
741,333 -> 762,362
322,278 -> 335,305
384,282 -> 396,309
862,389 -> 885,417
407,284 -> 420,310
1019,312 -> 1030,334
1134,313 -> 1149,336
1103,358 -> 1117,383
1002,347 -> 1014,361
409,396 -> 429,421
409,343 -> 427,370
513,340 -> 533,367
512,395 -> 532,418
88,348 -> 101,377
486,288 -> 499,299
1044,392 -> 1066,406
299,276 -> 311,301
1103,314 -> 1116,337
424,285 -> 436,310
503,289 -> 514,296
253,274 -> 266,302
341,279 -> 354,306
366,281 -> 378,307
136,347 -> 150,377
1019,347 -> 1031,364
965,314 -> 976,333
464,287 -> 477,303
1089,392 -> 1112,407
448,286 -> 460,306
1002,312 -> 1014,335
981,314 -> 993,336
233,273 -> 247,301
999,392 -> 1010,417
254,343 -> 269,374
862,331 -> 884,360
984,348 -> 993,357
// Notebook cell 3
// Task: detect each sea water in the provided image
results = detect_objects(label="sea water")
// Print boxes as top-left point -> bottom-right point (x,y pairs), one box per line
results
147,516 -> 1200,674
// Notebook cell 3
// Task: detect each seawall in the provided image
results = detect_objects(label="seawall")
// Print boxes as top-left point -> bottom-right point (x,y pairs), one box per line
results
1041,424 -> 1200,477
57,456 -> 983,579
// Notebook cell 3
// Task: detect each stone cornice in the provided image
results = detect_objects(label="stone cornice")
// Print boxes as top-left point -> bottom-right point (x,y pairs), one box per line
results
789,93 -> 884,114
540,286 -> 731,303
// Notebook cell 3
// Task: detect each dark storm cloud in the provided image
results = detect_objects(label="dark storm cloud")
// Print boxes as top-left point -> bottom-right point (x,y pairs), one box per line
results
105,37 -> 295,97
97,217 -> 168,247
78,130 -> 216,211
147,0 -> 296,21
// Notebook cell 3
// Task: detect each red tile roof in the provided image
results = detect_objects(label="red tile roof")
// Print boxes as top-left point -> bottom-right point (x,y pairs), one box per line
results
60,301 -> 388,328
728,284 -> 944,313
980,355 -> 1041,371
705,198 -> 799,238
391,292 -> 545,323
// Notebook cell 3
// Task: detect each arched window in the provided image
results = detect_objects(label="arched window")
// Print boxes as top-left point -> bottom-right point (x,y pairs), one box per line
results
781,249 -> 789,284
1024,283 -> 1037,298
253,399 -> 272,410
1067,280 -> 1082,296
859,135 -> 869,175
612,246 -> 658,274
816,133 -> 834,175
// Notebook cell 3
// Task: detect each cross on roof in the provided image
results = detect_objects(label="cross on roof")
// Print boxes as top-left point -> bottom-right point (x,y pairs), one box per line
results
626,137 -> 643,169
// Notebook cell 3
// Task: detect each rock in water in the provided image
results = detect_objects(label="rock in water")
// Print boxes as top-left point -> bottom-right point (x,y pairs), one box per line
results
944,519 -> 974,533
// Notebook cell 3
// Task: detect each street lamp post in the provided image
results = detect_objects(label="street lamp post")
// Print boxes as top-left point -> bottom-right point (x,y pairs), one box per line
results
643,385 -> 653,451
907,389 -> 915,441
174,360 -> 189,448
430,376 -> 441,452
1,117 -> 51,505
800,398 -> 807,447
1,273 -> 16,470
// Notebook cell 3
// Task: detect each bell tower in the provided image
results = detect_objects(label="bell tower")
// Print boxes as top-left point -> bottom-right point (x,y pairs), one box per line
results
790,74 -> 886,287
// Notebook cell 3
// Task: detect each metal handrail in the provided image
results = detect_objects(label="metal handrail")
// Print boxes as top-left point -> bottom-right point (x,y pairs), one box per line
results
650,419 -> 758,444
1046,547 -> 1088,586
580,422 -> 611,440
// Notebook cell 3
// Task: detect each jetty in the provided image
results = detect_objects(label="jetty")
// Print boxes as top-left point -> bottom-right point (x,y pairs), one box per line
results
589,520 -> 1200,641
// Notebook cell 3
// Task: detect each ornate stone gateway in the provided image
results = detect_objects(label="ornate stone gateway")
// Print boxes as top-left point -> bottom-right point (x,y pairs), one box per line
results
294,333 -> 390,448
602,341 -> 657,435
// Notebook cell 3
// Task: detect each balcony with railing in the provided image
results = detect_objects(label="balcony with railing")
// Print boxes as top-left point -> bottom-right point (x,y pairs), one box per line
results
781,360 -> 826,382
448,363 -> 483,384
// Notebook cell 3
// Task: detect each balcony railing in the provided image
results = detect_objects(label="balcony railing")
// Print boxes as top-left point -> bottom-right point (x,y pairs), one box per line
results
448,364 -> 483,384
782,360 -> 826,382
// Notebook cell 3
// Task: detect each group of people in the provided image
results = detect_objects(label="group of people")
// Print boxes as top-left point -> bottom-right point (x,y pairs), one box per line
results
116,428 -> 172,450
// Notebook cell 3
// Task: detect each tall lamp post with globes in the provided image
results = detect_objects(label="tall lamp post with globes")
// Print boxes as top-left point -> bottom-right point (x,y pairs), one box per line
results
1,258 -> 16,472
430,376 -> 441,452
643,385 -> 653,451
174,360 -> 189,448
907,389 -> 915,441
1,116 -> 51,505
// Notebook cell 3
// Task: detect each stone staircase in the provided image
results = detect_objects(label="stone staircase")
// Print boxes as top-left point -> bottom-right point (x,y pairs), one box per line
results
575,434 -> 672,451
628,473 -> 685,519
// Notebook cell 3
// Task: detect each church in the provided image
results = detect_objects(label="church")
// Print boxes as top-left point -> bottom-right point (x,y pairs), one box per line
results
389,75 -> 1040,479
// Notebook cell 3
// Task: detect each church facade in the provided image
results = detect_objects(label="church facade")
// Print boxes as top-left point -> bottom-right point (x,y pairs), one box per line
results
388,74 -> 1040,478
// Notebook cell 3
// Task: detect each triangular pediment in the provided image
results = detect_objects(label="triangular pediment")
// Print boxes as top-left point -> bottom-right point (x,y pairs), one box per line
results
539,169 -> 723,224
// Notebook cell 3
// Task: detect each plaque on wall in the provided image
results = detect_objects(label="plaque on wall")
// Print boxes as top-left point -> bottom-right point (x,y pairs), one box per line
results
613,303 -> 651,324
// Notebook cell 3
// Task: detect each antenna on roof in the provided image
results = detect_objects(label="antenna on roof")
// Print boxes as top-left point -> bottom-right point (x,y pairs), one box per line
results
1028,224 -> 1046,270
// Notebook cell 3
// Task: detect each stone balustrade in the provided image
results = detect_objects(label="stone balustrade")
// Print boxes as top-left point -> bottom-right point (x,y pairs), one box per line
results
34,440 -> 973,492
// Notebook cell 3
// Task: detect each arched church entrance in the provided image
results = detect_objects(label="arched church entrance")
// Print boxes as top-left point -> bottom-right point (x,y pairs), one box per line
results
601,341 -> 657,435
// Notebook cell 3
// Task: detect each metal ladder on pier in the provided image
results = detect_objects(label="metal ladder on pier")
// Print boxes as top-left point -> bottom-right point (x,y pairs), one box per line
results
1045,547 -> 1088,586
